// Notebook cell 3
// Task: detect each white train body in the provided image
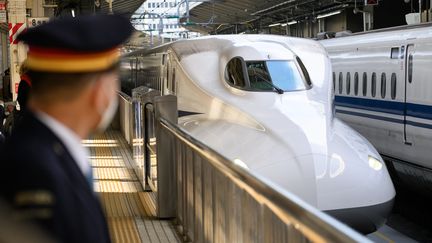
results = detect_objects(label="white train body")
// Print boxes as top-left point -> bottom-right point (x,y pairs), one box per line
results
121,35 -> 395,233
321,24 -> 432,192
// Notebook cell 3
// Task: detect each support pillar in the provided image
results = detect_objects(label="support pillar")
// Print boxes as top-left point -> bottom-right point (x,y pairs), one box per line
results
363,0 -> 374,31
1,33 -> 8,73
7,0 -> 27,101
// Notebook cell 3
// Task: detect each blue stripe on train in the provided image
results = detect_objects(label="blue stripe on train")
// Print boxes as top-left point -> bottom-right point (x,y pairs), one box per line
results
335,96 -> 432,129
335,96 -> 432,121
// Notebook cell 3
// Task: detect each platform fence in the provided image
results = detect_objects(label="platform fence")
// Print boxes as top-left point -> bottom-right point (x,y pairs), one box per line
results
118,90 -> 371,243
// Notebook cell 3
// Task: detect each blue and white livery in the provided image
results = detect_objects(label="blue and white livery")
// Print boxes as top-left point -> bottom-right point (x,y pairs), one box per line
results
321,24 -> 432,192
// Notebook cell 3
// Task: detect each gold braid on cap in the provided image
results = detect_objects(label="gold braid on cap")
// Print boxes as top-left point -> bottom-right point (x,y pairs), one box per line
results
25,47 -> 120,73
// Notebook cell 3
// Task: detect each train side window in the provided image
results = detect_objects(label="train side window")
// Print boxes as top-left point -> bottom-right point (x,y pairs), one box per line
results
400,46 -> 405,59
338,72 -> 343,94
381,73 -> 386,98
362,72 -> 367,96
391,47 -> 399,59
332,72 -> 336,92
371,72 -> 376,97
354,72 -> 359,96
225,57 -> 246,88
346,72 -> 351,95
408,54 -> 413,83
391,73 -> 397,100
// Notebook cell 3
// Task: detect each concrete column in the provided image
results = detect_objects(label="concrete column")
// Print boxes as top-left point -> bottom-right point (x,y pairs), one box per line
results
7,0 -> 27,101
1,33 -> 8,73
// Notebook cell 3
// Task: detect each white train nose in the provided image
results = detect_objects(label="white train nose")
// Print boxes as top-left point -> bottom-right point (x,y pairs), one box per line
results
293,153 -> 395,233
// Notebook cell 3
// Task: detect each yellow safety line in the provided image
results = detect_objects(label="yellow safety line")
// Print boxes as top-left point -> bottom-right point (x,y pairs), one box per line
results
88,131 -> 183,243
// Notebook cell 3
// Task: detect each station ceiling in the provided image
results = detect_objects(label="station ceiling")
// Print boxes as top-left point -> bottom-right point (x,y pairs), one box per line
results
184,0 -> 362,34
57,0 -> 145,17
96,0 -> 145,17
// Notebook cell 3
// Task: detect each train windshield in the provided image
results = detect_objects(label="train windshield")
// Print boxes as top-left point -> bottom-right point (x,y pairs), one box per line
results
246,61 -> 307,92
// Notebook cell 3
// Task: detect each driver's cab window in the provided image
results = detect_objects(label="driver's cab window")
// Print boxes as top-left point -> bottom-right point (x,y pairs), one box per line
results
247,61 -> 272,90
226,57 -> 246,87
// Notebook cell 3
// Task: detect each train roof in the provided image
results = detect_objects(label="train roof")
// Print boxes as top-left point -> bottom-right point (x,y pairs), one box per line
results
321,23 -> 432,48
124,34 -> 326,61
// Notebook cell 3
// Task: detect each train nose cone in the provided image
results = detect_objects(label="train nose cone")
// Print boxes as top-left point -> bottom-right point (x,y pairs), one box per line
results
294,153 -> 395,234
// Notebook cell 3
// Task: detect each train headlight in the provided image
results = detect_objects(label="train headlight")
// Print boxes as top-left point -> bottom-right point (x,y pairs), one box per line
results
368,156 -> 383,171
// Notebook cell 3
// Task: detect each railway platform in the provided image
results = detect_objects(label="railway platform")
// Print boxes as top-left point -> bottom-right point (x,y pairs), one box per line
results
87,130 -> 181,243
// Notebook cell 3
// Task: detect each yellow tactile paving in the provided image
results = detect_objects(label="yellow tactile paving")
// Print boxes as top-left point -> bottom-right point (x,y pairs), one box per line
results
86,130 -> 181,243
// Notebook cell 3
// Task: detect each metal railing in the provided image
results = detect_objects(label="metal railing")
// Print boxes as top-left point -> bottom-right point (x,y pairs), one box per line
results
118,91 -> 133,145
120,90 -> 370,242
157,117 -> 370,243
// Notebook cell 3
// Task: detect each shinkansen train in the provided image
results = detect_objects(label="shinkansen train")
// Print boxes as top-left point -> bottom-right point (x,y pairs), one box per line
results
321,23 -> 432,193
120,35 -> 395,233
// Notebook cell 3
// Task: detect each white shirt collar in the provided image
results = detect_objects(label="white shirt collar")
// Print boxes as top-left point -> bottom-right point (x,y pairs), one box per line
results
35,111 -> 90,177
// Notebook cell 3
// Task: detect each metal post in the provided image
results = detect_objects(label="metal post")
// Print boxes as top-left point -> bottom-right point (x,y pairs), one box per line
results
430,0 -> 432,21
150,31 -> 153,47
419,0 -> 422,22
363,0 -> 367,31
185,0 -> 189,23
159,16 -> 163,44
106,0 -> 113,14
154,95 -> 178,218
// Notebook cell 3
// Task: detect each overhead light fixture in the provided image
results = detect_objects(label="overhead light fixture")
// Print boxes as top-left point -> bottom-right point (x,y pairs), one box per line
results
282,20 -> 298,26
268,23 -> 281,27
317,10 -> 342,19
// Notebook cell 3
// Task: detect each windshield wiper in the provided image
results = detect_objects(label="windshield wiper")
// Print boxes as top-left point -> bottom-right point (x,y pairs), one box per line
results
253,71 -> 284,94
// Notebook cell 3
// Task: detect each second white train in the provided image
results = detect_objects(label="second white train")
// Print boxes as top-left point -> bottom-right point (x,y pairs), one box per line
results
322,23 -> 432,193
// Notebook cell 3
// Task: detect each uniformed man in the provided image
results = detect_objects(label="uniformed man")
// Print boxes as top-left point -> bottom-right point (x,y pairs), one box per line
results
0,14 -> 133,243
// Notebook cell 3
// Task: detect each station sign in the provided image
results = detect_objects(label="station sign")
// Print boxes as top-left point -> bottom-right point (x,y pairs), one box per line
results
27,17 -> 49,28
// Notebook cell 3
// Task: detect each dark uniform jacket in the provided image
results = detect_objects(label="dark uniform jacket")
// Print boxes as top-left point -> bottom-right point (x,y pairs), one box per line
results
0,112 -> 111,243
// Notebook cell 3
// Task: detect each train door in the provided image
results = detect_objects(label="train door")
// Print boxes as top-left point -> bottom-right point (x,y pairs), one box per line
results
403,44 -> 415,145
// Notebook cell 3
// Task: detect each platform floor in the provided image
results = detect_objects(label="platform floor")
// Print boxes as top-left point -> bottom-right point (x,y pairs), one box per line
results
85,130 -> 181,243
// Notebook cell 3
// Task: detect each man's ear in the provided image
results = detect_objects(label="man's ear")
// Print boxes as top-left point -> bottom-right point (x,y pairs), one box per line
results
90,77 -> 107,114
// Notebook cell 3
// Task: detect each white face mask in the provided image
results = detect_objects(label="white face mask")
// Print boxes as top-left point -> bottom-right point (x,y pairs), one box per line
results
96,90 -> 118,132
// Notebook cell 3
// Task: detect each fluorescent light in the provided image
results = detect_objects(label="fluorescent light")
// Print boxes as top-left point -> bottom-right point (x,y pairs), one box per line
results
268,23 -> 281,27
284,20 -> 297,26
71,9 -> 75,17
317,10 -> 342,19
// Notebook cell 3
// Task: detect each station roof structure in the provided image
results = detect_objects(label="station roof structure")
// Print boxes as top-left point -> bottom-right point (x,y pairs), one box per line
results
56,0 -> 145,18
183,0 -> 363,34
